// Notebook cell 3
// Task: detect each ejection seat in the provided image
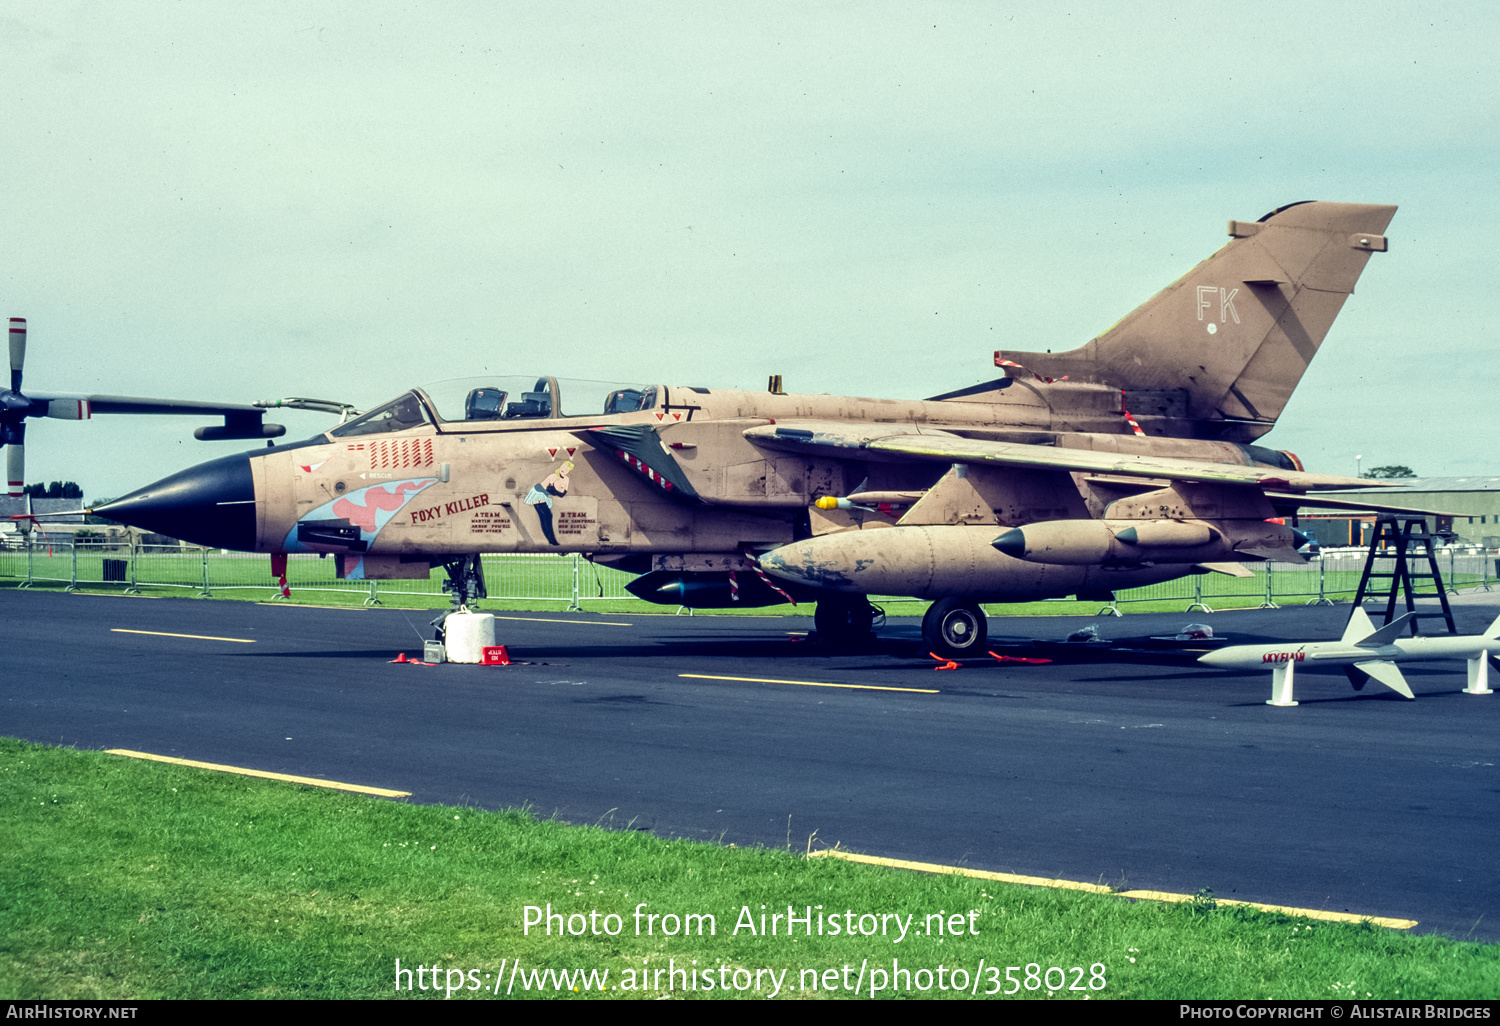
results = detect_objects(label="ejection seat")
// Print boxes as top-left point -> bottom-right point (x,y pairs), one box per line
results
505,378 -> 554,419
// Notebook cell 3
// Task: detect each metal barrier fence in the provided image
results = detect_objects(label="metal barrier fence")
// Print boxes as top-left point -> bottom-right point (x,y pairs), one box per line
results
0,540 -> 639,608
0,539 -> 1493,612
1092,547 -> 1494,616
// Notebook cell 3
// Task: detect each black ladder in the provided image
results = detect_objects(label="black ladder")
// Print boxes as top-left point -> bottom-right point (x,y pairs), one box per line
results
1350,515 -> 1457,635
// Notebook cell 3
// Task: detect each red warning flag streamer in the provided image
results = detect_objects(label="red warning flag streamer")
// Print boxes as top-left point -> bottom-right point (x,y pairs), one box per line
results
1120,391 -> 1145,436
8,515 -> 54,556
751,564 -> 796,606
988,651 -> 1053,665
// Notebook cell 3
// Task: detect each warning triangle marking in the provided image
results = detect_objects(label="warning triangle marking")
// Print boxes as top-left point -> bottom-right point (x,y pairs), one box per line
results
547,447 -> 558,458
566,447 -> 576,457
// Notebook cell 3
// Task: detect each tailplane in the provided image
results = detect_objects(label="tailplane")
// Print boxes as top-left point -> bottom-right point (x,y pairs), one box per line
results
996,201 -> 1396,440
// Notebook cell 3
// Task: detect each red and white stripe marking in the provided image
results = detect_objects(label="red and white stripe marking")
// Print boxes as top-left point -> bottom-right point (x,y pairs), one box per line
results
1121,393 -> 1145,436
614,449 -> 675,493
751,564 -> 796,606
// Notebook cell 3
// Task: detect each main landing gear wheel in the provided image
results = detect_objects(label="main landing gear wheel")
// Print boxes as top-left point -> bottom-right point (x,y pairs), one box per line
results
814,594 -> 876,648
923,598 -> 988,659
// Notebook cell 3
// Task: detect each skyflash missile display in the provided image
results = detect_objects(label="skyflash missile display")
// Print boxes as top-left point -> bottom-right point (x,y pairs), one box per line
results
1197,609 -> 1500,707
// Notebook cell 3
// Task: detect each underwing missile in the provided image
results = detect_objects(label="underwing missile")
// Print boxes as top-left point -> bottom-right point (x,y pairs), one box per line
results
757,524 -> 1186,600
991,518 -> 1300,566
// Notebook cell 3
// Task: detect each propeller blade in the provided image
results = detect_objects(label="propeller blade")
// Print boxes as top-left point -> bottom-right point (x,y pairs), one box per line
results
8,318 -> 24,393
6,440 -> 21,497
43,398 -> 91,421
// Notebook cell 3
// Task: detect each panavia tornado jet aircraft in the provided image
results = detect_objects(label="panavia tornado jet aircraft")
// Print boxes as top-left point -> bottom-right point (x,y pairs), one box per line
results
95,200 -> 1406,655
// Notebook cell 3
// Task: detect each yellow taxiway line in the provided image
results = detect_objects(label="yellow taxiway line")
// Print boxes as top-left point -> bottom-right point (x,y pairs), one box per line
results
111,628 -> 256,643
680,673 -> 939,694
809,850 -> 1417,929
105,749 -> 411,798
490,615 -> 633,626
811,850 -> 1112,893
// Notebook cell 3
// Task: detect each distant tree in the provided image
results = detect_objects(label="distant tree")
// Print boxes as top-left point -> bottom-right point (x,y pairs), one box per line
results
1365,465 -> 1416,479
22,481 -> 84,498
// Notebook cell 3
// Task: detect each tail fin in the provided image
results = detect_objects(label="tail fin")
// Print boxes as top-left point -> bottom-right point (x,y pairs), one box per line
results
1358,612 -> 1418,647
1341,607 -> 1376,645
1484,613 -> 1500,640
996,201 -> 1396,440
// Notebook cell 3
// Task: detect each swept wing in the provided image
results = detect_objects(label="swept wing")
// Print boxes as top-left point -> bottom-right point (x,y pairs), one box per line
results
745,420 -> 1387,493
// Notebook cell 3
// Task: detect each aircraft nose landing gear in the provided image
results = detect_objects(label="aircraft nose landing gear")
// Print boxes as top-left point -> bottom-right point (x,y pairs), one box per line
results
923,598 -> 988,659
813,593 -> 876,648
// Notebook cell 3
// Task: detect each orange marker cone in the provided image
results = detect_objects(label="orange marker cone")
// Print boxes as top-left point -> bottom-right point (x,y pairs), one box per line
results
390,652 -> 408,663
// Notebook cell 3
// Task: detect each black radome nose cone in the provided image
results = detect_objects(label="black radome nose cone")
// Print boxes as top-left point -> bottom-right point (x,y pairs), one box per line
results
992,528 -> 1026,558
93,452 -> 257,550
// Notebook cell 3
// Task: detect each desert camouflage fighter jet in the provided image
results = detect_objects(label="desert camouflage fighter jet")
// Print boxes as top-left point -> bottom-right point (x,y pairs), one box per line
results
94,200 -> 1403,655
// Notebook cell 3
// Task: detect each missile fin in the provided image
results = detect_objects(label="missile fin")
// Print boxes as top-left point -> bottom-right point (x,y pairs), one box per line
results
1484,613 -> 1500,641
1358,612 -> 1419,648
1341,608 -> 1375,644
1353,660 -> 1414,700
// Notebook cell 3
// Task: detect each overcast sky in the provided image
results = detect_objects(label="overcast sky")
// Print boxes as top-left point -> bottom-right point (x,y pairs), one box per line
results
4,2 -> 1496,497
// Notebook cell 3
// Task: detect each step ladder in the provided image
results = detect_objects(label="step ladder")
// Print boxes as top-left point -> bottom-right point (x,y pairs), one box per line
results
1350,515 -> 1457,635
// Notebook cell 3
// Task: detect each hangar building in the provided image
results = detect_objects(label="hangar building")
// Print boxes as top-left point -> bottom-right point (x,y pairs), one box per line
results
1307,477 -> 1500,547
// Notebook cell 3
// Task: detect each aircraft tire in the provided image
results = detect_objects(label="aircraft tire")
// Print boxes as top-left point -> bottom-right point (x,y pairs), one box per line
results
814,594 -> 875,647
923,598 -> 988,659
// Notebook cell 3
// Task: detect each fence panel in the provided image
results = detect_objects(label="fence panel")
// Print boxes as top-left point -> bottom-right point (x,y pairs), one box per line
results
4,538 -> 1496,612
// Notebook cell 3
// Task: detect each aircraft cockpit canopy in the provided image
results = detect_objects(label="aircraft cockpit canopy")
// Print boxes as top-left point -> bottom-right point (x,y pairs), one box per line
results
329,377 -> 659,438
327,391 -> 430,438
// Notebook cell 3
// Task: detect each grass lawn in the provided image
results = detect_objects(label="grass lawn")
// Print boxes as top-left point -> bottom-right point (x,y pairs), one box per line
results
1,739 -> 1495,1000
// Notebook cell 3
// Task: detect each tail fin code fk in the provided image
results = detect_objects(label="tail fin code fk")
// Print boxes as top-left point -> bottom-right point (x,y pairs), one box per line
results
996,201 -> 1396,441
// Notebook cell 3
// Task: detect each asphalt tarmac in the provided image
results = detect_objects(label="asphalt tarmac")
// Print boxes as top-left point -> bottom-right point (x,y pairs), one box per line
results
5,589 -> 1499,941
